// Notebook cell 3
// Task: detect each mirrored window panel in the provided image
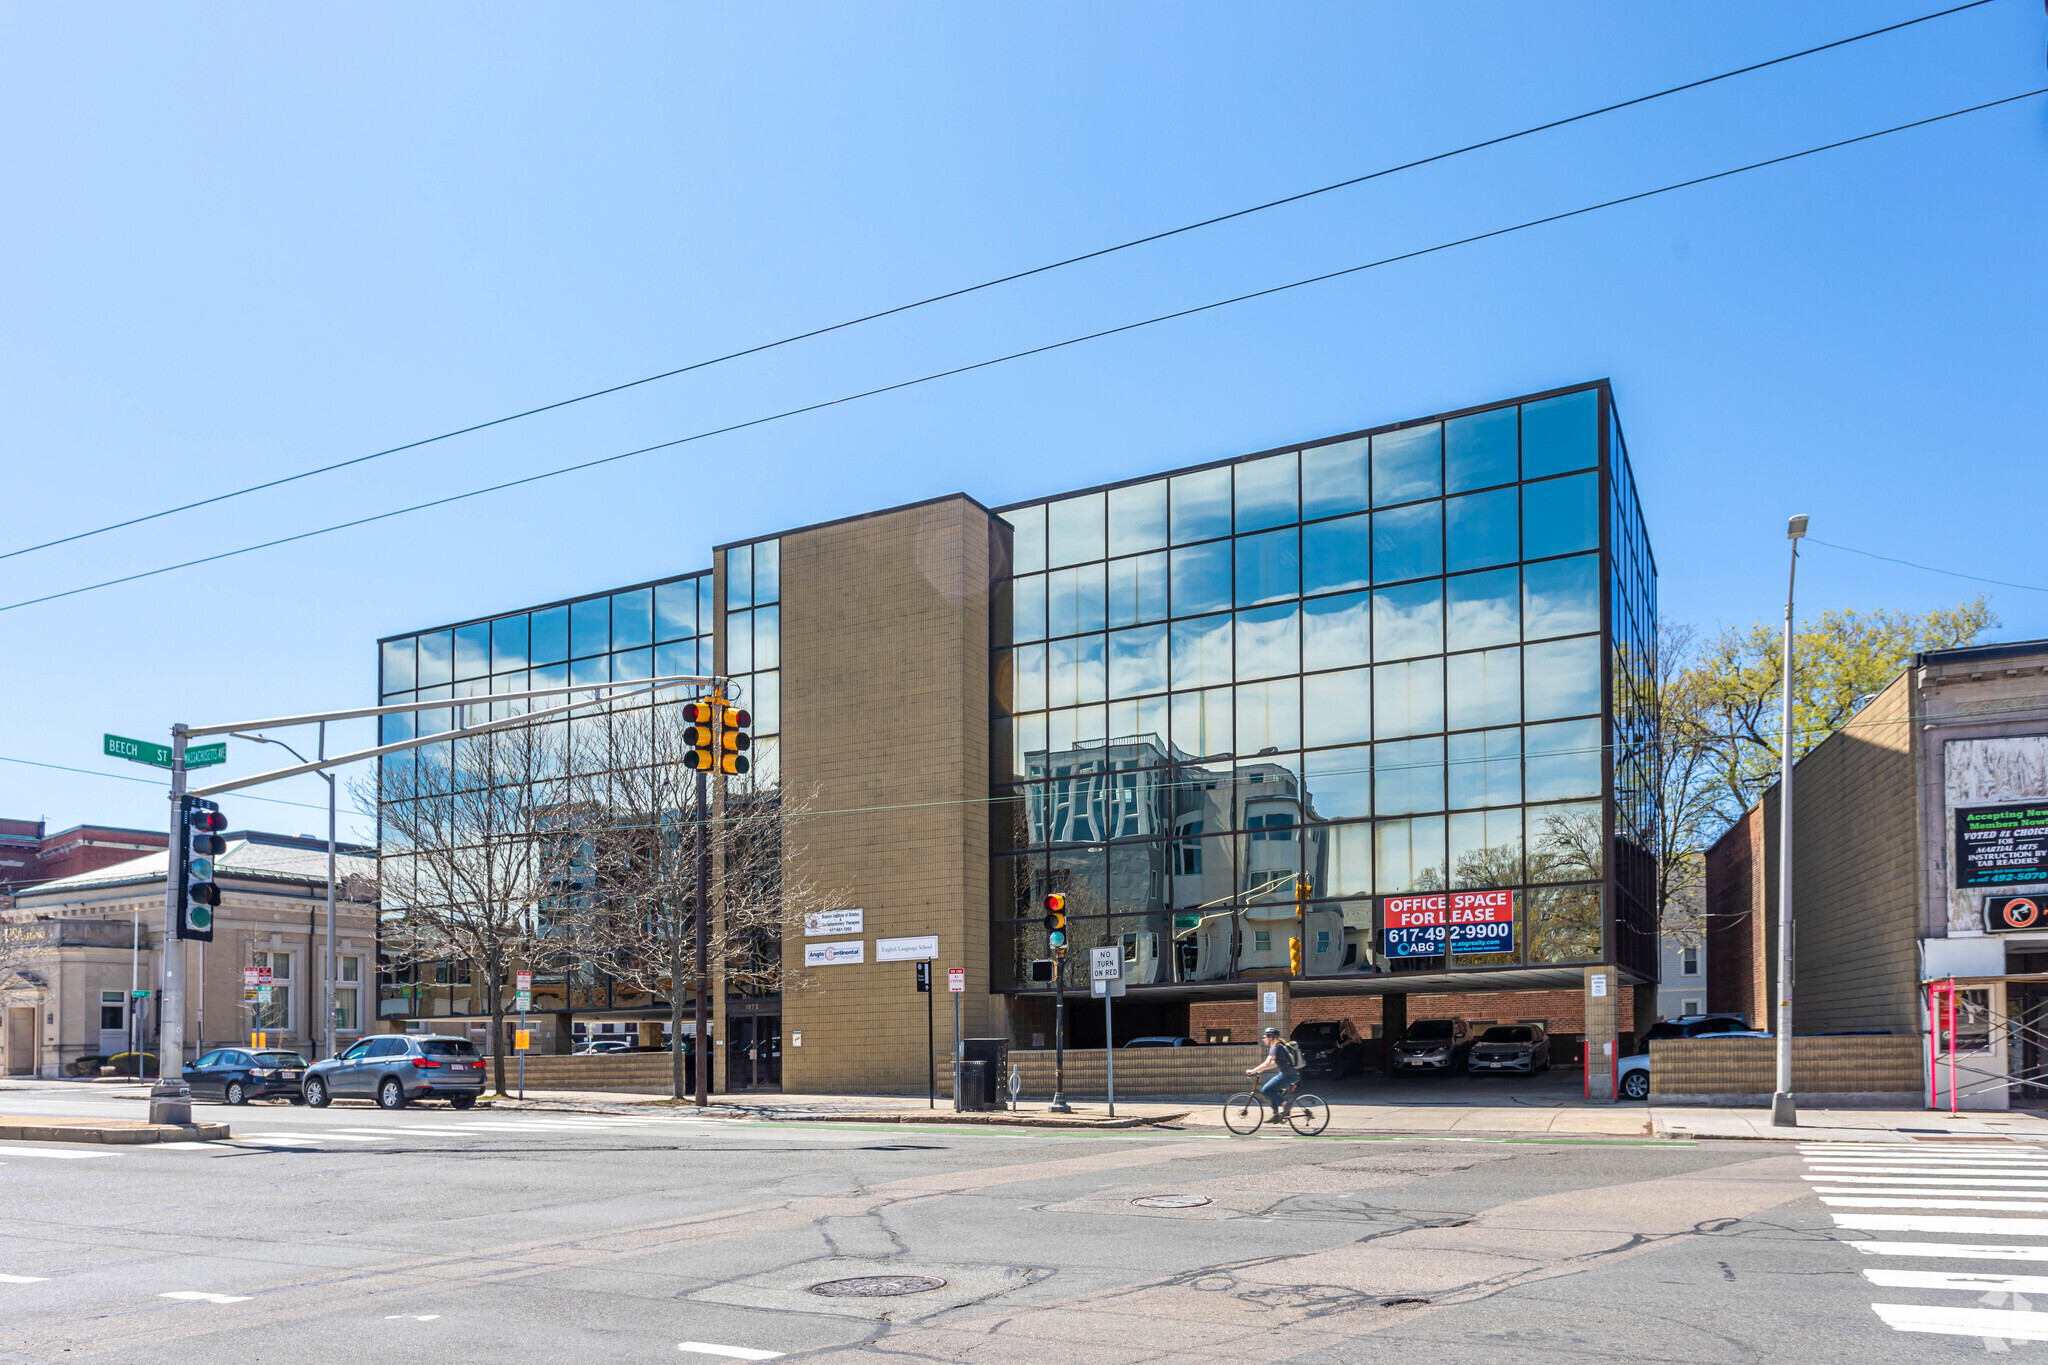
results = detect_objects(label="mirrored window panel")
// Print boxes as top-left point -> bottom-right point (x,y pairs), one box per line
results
1005,505 -> 1047,575
1375,737 -> 1444,815
1372,580 -> 1441,660
1522,554 -> 1598,639
382,637 -> 417,693
491,616 -> 528,673
1048,493 -> 1106,568
418,631 -> 453,688
1302,436 -> 1369,520
1372,424 -> 1442,505
1374,815 -> 1445,895
1048,563 -> 1108,637
1448,807 -> 1523,888
1373,658 -> 1443,738
725,544 -> 753,610
1234,451 -> 1298,532
1446,568 -> 1519,652
1523,472 -> 1598,559
1446,646 -> 1521,730
1170,467 -> 1232,545
1302,513 -> 1370,597
1447,726 -> 1522,809
1304,745 -> 1370,819
1521,390 -> 1598,479
570,598 -> 609,659
1445,487 -> 1517,573
1234,604 -> 1299,681
1108,480 -> 1167,556
1107,551 -> 1168,627
1301,667 -> 1370,748
752,540 -> 779,604
1108,624 -> 1167,699
1169,613 -> 1232,690
1235,528 -> 1299,606
1169,686 -> 1233,758
1373,502 -> 1442,584
1011,573 -> 1047,643
611,589 -> 653,652
1235,679 -> 1300,753
1302,589 -> 1370,673
1524,635 -> 1600,721
1170,541 -> 1233,616
1525,719 -> 1601,801
1445,405 -> 1517,493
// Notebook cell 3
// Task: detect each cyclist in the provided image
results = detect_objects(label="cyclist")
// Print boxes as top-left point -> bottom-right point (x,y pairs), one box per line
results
1244,1025 -> 1300,1121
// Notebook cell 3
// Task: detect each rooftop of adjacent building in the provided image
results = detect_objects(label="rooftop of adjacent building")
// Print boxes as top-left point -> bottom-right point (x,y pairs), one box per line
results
10,830 -> 376,902
1915,637 -> 2048,672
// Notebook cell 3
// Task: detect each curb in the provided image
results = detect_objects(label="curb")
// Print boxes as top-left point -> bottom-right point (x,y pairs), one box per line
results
0,1119 -> 230,1145
792,1110 -> 1192,1130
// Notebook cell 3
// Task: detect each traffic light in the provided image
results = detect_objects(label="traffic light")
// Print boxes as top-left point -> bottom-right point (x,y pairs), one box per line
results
178,797 -> 225,942
1042,892 -> 1067,949
1289,936 -> 1303,975
718,705 -> 751,777
682,700 -> 716,771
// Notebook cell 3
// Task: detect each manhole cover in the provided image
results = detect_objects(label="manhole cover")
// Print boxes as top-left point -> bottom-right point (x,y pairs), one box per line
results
1131,1195 -> 1211,1208
806,1275 -> 948,1298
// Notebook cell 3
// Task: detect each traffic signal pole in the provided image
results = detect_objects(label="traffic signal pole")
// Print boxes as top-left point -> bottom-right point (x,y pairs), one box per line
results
694,763 -> 710,1107
149,727 -> 192,1126
1050,968 -> 1069,1114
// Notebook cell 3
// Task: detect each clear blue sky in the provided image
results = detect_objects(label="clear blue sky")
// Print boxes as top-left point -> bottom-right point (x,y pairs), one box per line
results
2,2 -> 2043,843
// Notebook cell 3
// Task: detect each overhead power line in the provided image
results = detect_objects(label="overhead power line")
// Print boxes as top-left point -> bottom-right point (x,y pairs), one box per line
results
0,0 -> 2000,566
4,85 -> 2041,618
1808,538 -> 2048,593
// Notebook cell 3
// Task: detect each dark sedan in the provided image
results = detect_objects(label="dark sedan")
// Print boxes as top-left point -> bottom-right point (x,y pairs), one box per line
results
1291,1020 -> 1366,1077
1466,1025 -> 1551,1075
185,1048 -> 309,1105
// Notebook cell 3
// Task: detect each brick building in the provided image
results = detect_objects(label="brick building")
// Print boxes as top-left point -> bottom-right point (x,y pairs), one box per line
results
0,819 -> 168,898
374,380 -> 1660,1093
1706,638 -> 2048,1108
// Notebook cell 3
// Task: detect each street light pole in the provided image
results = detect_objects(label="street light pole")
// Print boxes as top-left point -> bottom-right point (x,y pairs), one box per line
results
1772,513 -> 1808,1128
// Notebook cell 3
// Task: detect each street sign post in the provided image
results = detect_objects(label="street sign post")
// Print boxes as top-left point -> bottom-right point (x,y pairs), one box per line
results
1091,947 -> 1124,1115
916,961 -> 934,1108
949,967 -> 965,1112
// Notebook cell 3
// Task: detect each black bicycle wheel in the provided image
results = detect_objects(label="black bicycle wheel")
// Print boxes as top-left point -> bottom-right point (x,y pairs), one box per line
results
1287,1093 -> 1329,1136
1223,1092 -> 1265,1135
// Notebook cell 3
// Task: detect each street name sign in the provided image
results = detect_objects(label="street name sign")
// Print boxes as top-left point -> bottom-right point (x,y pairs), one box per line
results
104,734 -> 226,768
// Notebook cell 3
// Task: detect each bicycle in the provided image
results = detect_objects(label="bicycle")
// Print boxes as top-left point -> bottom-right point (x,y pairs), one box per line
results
1223,1079 -> 1329,1136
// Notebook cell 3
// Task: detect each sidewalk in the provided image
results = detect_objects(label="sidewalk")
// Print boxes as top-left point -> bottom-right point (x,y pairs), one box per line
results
493,1086 -> 2048,1144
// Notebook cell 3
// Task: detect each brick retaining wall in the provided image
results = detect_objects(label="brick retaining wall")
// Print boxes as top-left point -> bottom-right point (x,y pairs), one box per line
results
1649,1035 -> 1923,1105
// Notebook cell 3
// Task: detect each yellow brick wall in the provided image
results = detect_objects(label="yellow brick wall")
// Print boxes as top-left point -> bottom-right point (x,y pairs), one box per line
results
775,496 -> 997,1094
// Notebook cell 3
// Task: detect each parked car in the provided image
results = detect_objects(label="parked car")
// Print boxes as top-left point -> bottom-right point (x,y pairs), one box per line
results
64,1054 -> 110,1078
1390,1018 -> 1472,1075
1638,1014 -> 1766,1049
1618,1052 -> 1651,1101
1291,1020 -> 1366,1077
105,1051 -> 157,1078
1466,1025 -> 1551,1075
1121,1036 -> 1199,1048
302,1034 -> 487,1110
574,1039 -> 633,1055
185,1048 -> 309,1105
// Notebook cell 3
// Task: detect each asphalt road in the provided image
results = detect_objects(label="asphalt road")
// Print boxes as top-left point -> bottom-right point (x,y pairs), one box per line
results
0,1084 -> 2026,1362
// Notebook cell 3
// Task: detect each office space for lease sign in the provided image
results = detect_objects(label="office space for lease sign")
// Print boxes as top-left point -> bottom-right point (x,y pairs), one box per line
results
1382,889 -> 1515,957
1955,802 -> 2048,887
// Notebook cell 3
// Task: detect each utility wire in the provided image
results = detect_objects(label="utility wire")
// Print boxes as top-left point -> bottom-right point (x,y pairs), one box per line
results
1808,537 -> 2048,593
0,752 -> 367,815
6,85 -> 2040,618
0,0 -> 2001,565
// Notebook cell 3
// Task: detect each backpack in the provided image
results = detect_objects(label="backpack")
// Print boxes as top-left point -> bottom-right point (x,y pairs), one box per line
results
1280,1040 -> 1305,1071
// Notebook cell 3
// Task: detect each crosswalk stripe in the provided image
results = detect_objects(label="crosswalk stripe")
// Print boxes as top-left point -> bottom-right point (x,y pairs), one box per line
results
1872,1304 -> 2048,1340
1865,1268 -> 2048,1292
1833,1213 -> 2048,1235
1807,1176 -> 2048,1187
1808,1165 -> 2048,1175
241,1132 -> 388,1144
1823,1196 -> 2048,1212
1816,1186 -> 2048,1198
1849,1241 -> 2048,1261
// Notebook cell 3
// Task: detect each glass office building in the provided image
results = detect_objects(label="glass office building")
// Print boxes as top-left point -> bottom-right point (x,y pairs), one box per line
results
989,380 -> 1656,995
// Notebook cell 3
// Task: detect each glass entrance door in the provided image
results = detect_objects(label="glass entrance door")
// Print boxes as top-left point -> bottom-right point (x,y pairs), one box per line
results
727,1016 -> 782,1092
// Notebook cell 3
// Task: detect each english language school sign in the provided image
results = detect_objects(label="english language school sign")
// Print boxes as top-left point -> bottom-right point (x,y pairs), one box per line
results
1383,890 -> 1516,958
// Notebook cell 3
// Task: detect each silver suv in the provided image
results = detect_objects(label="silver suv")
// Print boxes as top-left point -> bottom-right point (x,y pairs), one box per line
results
302,1034 -> 486,1110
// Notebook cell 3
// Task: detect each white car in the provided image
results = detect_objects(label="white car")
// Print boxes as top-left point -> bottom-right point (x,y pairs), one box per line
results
574,1039 -> 633,1055
1618,1052 -> 1650,1100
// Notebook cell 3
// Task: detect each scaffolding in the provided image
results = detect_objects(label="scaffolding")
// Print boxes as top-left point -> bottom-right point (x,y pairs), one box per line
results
1921,973 -> 2048,1113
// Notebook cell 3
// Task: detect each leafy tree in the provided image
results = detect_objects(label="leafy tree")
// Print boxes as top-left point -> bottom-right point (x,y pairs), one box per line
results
1685,596 -> 1994,825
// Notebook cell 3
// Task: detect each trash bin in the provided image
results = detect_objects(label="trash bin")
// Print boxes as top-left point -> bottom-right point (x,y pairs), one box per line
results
961,1038 -> 1009,1108
957,1060 -> 989,1112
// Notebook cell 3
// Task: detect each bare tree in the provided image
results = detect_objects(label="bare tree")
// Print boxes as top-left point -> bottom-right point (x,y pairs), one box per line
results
356,707 -> 577,1097
568,697 -> 840,1100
